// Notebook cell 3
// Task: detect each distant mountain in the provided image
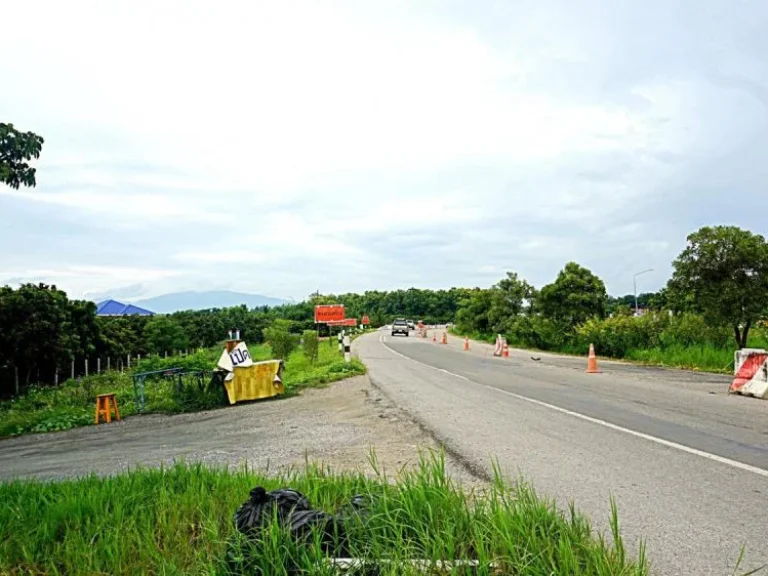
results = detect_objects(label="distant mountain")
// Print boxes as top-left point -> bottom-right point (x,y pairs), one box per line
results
131,291 -> 290,313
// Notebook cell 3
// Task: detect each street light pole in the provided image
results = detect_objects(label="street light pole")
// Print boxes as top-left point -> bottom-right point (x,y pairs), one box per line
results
633,269 -> 654,316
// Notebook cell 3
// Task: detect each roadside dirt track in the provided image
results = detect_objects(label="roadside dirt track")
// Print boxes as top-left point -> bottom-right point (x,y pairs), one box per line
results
0,376 -> 475,483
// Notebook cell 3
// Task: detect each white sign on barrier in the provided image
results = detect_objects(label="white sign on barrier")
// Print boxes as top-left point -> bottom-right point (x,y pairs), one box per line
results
217,342 -> 254,374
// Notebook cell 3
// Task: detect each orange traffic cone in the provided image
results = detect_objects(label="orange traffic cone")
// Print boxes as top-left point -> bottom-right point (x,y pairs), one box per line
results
587,343 -> 599,373
464,337 -> 469,351
502,339 -> 509,358
441,332 -> 448,345
432,333 -> 437,343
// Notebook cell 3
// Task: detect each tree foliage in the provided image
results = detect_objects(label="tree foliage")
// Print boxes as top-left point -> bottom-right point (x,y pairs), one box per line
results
668,225 -> 768,348
0,123 -> 44,189
143,316 -> 189,355
488,272 -> 536,334
0,284 -> 98,395
538,262 -> 607,330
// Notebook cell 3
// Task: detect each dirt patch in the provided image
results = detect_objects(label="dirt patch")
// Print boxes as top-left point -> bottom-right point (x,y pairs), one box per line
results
0,376 -> 478,484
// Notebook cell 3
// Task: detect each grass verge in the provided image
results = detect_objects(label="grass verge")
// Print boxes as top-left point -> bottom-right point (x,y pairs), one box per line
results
450,328 -> 746,374
0,452 -> 648,575
0,342 -> 365,439
624,344 -> 735,373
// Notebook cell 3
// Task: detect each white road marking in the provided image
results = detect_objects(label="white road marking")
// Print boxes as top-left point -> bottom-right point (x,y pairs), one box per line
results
377,335 -> 768,479
379,335 -> 470,381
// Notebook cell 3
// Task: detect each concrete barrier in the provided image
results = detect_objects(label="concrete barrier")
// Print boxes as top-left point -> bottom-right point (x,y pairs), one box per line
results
493,334 -> 503,357
729,348 -> 768,399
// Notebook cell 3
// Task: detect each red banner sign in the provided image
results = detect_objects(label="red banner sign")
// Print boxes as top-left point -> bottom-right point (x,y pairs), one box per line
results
325,318 -> 357,327
362,315 -> 370,325
315,305 -> 345,323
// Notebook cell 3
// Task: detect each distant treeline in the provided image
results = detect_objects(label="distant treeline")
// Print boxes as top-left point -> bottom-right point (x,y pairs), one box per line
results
0,285 -> 470,397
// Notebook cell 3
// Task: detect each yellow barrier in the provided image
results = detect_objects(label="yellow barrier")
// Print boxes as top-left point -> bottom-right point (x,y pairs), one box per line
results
223,360 -> 284,404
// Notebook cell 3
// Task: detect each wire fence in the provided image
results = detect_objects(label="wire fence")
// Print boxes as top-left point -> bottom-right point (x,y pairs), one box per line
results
1,349 -> 207,397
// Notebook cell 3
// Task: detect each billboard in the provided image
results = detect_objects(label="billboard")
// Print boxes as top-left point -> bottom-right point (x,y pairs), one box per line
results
315,304 -> 345,323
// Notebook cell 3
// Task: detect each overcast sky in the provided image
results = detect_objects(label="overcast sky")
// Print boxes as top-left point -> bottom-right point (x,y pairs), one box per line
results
2,0 -> 767,302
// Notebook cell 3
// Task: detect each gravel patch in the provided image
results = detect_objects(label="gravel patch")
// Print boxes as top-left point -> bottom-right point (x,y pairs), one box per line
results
0,376 -> 479,485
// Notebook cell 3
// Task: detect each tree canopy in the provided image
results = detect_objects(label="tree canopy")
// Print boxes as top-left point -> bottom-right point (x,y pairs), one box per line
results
538,262 -> 607,330
487,272 -> 535,334
668,225 -> 768,348
0,123 -> 44,189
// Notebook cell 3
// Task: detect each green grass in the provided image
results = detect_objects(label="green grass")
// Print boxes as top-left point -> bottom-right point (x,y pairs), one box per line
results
0,342 -> 365,439
624,343 -> 735,373
449,327 -> 768,375
285,341 -> 366,393
0,452 -> 648,575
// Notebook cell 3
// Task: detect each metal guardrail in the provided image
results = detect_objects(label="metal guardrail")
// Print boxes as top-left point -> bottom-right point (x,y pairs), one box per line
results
131,367 -> 209,413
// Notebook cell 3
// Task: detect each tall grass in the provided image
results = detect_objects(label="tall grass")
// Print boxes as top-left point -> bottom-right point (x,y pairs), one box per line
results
454,315 -> 768,374
0,453 -> 648,575
625,343 -> 735,373
0,342 -> 365,439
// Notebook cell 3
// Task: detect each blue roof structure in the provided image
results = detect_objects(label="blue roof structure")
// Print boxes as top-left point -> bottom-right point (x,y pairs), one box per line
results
96,299 -> 155,316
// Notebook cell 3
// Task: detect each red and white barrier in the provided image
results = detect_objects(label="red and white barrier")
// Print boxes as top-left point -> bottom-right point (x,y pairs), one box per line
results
729,348 -> 768,399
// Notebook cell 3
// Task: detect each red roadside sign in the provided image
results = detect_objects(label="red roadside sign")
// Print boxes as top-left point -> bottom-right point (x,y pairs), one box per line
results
325,318 -> 356,327
315,304 -> 345,323
362,315 -> 370,325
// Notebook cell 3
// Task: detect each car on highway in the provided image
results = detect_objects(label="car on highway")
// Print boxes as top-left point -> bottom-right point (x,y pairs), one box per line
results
391,319 -> 409,337
406,319 -> 415,330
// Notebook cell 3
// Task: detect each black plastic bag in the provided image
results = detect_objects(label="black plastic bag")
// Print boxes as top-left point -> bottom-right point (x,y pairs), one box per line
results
228,486 -> 375,574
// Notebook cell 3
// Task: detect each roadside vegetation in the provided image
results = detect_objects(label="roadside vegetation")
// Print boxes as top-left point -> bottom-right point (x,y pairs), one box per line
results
453,226 -> 768,373
3,224 -> 767,435
0,338 -> 365,439
0,452 -> 648,576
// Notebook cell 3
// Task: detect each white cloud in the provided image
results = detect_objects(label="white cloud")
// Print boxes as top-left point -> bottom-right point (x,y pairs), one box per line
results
1,0 -> 767,300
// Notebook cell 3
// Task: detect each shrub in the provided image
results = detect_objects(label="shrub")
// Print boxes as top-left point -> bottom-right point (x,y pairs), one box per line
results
301,330 -> 319,364
660,313 -> 730,349
263,320 -> 299,360
577,313 -> 667,358
507,316 -> 572,351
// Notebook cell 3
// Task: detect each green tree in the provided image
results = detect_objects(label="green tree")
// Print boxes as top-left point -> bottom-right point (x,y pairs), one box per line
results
454,289 -> 494,334
668,225 -> 768,348
488,272 -> 535,333
143,316 -> 189,355
0,284 -> 90,395
538,262 -> 607,330
1,123 -> 44,189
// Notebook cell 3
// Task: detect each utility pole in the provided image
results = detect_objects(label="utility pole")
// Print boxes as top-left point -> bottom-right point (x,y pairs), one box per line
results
633,269 -> 654,316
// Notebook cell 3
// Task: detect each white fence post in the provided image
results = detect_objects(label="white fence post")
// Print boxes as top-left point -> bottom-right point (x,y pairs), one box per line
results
97,357 -> 101,374
85,358 -> 89,377
344,335 -> 351,363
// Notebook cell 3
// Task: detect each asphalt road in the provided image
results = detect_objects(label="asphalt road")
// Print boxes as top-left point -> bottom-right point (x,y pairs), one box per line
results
355,328 -> 768,576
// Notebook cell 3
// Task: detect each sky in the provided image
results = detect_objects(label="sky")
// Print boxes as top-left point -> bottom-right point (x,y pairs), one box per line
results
1,0 -> 767,302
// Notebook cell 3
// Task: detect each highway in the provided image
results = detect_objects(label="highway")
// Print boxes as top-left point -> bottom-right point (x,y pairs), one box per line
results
355,328 -> 768,576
